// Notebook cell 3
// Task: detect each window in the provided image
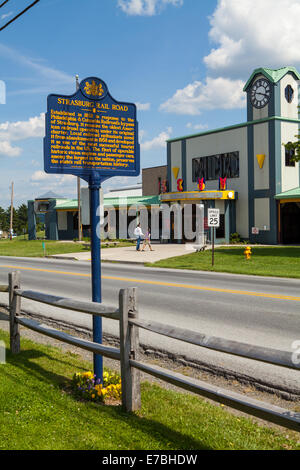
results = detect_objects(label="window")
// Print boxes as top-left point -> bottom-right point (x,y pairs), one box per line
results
285,85 -> 294,103
57,211 -> 67,231
216,214 -> 225,238
192,151 -> 239,181
285,143 -> 295,167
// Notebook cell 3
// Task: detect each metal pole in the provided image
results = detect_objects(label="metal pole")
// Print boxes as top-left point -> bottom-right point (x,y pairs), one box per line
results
212,227 -> 215,267
75,75 -> 82,242
10,181 -> 14,240
77,176 -> 82,241
89,174 -> 103,381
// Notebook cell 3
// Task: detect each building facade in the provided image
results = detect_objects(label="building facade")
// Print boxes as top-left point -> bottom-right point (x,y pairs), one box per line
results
162,67 -> 300,244
142,165 -> 167,196
28,186 -> 160,241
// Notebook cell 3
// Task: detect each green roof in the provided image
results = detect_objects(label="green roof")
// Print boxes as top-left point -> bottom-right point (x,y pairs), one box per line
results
54,199 -> 78,210
54,195 -> 160,211
167,115 -> 300,143
103,195 -> 160,207
243,66 -> 300,91
274,187 -> 300,200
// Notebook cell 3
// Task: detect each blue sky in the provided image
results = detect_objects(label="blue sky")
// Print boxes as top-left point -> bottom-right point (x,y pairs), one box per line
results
0,0 -> 299,207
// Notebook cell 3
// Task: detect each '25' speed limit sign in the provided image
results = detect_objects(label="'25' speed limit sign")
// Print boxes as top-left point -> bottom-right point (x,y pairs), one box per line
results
207,208 -> 220,228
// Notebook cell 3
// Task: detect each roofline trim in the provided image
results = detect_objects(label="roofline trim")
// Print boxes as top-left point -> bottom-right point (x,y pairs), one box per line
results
166,116 -> 300,143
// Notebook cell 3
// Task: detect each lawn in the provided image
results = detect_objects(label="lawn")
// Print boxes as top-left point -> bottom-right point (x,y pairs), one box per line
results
0,329 -> 299,450
0,239 -> 90,257
0,238 -> 133,257
147,246 -> 300,279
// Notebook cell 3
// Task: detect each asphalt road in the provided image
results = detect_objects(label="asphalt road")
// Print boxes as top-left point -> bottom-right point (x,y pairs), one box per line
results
0,256 -> 299,394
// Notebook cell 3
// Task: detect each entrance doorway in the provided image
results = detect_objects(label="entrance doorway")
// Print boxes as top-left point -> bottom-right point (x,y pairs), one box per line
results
281,202 -> 300,244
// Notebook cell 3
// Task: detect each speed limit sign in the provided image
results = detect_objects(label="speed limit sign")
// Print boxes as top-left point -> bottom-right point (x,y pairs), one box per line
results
207,208 -> 220,228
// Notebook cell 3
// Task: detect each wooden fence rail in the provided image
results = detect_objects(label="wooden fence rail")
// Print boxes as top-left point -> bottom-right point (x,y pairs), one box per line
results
129,318 -> 300,371
14,289 -> 120,320
4,271 -> 300,432
17,316 -> 120,360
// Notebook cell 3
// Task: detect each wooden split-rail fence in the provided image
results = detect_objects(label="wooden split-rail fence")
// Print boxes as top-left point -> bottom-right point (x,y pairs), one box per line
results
1,271 -> 300,432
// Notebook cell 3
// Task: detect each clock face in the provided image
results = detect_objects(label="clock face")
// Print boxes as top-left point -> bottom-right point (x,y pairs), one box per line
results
250,78 -> 271,109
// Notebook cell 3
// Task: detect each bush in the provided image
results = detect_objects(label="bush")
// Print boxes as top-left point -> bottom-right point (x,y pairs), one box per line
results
71,370 -> 122,403
230,233 -> 249,245
230,232 -> 241,244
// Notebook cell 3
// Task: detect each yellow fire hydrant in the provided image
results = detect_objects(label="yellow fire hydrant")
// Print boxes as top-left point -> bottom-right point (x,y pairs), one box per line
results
244,246 -> 252,260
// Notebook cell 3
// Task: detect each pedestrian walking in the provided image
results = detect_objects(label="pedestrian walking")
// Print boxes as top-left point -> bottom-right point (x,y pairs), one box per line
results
141,228 -> 154,251
134,223 -> 144,251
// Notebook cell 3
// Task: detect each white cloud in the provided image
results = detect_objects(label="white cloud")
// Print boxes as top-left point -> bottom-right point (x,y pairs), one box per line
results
136,102 -> 151,111
140,127 -> 172,150
0,113 -> 45,142
1,11 -> 13,20
31,171 -> 48,182
186,122 -> 209,131
0,44 -> 73,98
31,171 -> 76,184
30,171 -> 77,196
0,113 -> 45,157
160,77 -> 245,115
204,0 -> 300,76
139,129 -> 146,141
117,0 -> 183,16
0,44 -> 73,85
103,176 -> 140,194
0,141 -> 21,157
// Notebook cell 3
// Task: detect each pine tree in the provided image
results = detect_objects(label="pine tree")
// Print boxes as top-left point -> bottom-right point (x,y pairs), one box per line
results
16,204 -> 28,234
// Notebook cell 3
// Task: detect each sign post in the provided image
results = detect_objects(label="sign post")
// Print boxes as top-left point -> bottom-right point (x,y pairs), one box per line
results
44,77 -> 140,381
207,208 -> 220,267
89,173 -> 103,378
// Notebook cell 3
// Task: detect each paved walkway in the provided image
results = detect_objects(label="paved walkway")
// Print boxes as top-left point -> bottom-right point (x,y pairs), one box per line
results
49,243 -> 199,263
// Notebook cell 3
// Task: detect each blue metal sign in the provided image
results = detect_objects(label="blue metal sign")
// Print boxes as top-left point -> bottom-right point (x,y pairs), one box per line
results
44,78 -> 140,383
44,77 -> 140,182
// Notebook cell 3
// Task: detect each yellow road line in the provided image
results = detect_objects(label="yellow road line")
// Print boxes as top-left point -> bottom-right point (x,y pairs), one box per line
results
0,264 -> 299,302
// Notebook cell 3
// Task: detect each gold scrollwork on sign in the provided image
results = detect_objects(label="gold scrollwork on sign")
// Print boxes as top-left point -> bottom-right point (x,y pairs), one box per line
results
84,80 -> 104,97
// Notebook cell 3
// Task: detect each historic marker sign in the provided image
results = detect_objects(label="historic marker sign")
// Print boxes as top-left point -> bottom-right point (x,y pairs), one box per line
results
43,77 -> 140,382
44,77 -> 140,181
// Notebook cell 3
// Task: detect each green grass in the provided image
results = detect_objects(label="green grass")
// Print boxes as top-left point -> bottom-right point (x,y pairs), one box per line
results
147,246 -> 300,279
0,329 -> 299,450
0,238 -> 133,257
0,239 -> 90,257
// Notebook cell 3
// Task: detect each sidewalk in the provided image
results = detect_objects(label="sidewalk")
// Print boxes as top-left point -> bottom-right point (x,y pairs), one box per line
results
48,243 -> 196,264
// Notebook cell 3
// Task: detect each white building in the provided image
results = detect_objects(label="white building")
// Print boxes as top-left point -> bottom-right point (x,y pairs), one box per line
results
162,66 -> 300,244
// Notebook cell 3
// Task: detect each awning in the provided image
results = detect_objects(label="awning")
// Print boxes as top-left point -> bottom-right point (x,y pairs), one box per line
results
160,190 -> 236,202
274,187 -> 300,202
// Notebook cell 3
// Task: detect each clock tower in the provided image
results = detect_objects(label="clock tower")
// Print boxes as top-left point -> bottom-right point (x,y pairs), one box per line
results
243,67 -> 300,243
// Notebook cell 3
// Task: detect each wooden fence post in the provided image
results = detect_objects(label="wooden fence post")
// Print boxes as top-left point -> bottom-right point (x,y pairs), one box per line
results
8,271 -> 21,354
119,287 -> 141,412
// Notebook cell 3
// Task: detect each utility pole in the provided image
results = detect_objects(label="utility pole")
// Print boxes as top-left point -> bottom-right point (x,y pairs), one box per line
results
9,181 -> 14,240
76,74 -> 82,242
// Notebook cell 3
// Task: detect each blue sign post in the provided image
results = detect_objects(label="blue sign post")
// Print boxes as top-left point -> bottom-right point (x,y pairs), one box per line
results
44,77 -> 140,381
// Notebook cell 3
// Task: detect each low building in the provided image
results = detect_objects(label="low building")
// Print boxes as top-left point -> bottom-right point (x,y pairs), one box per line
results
28,185 -> 160,241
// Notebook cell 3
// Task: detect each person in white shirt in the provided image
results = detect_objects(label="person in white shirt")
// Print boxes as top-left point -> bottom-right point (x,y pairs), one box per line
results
134,223 -> 144,251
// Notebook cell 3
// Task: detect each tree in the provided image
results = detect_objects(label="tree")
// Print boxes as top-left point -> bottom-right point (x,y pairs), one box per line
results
5,206 -> 18,234
284,137 -> 300,162
0,206 -> 6,232
284,106 -> 300,161
16,204 -> 28,234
